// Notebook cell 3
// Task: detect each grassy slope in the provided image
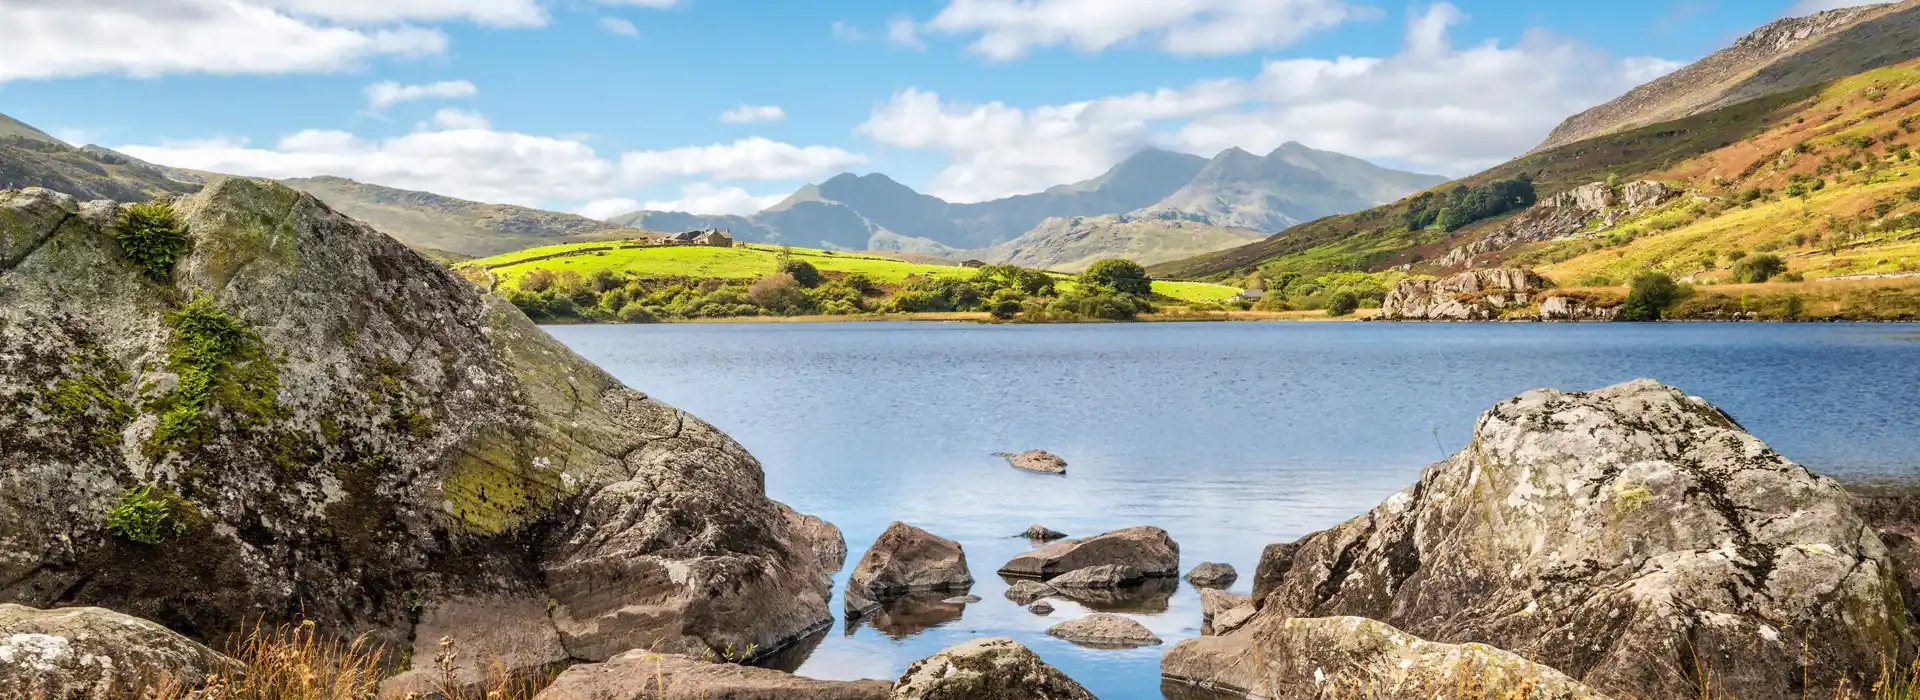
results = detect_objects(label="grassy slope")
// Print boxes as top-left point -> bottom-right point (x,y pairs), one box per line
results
465,242 -> 1242,302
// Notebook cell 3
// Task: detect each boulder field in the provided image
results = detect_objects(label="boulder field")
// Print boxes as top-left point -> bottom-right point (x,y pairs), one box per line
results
1164,379 -> 1915,699
0,182 -> 834,687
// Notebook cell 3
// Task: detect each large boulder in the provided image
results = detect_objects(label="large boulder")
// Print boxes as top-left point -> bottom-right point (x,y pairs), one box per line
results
998,526 -> 1179,580
1184,562 -> 1236,587
845,523 -> 972,616
1163,616 -> 1612,700
1377,268 -> 1547,320
534,650 -> 892,700
1223,380 -> 1911,699
1850,486 -> 1920,624
778,502 -> 849,574
890,637 -> 1095,700
0,604 -> 241,698
0,182 -> 833,681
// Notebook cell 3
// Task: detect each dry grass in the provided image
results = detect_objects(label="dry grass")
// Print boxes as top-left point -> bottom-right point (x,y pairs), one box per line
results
144,620 -> 543,700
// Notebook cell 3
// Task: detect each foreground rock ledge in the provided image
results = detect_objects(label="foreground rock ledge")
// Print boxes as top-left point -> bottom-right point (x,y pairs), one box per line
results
1211,379 -> 1911,699
0,604 -> 242,698
535,650 -> 892,699
892,637 -> 1096,699
0,182 -> 834,684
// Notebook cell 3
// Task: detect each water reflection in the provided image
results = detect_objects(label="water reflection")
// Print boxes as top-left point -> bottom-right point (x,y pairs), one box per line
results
1052,576 -> 1179,614
846,590 -> 970,639
755,627 -> 829,673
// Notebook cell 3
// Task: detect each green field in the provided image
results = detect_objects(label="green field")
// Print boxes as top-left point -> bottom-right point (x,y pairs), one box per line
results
464,242 -> 1241,302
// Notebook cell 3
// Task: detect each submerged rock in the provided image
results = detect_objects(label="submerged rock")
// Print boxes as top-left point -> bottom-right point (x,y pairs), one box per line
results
1163,616 -> 1611,699
846,523 -> 973,618
1219,379 -> 1911,699
1019,524 -> 1069,541
891,637 -> 1095,699
1046,613 -> 1162,648
1182,562 -> 1236,587
0,604 -> 241,699
1004,580 -> 1057,605
999,526 -> 1179,580
995,450 -> 1067,474
0,182 -> 834,680
535,650 -> 892,699
1029,601 -> 1055,615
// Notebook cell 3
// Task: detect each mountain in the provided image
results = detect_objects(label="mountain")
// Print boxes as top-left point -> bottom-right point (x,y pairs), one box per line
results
0,112 -> 202,203
1142,143 -> 1448,231
984,211 -> 1265,272
1535,0 -> 1920,151
282,176 -> 656,257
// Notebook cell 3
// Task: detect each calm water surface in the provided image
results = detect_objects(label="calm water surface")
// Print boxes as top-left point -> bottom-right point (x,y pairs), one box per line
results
546,322 -> 1920,699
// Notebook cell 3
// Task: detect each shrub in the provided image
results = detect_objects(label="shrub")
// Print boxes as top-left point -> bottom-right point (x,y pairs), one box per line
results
1326,292 -> 1360,317
520,269 -> 558,293
615,302 -> 657,323
113,201 -> 190,283
1726,250 -> 1747,262
1779,272 -> 1806,283
1076,259 -> 1153,298
747,273 -> 811,313
781,260 -> 822,288
1906,187 -> 1920,203
106,486 -> 189,545
989,299 -> 1021,320
1731,253 -> 1787,283
1620,273 -> 1680,321
585,268 -> 622,293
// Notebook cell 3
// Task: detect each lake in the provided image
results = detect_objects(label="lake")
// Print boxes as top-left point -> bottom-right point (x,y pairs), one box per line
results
546,321 -> 1920,698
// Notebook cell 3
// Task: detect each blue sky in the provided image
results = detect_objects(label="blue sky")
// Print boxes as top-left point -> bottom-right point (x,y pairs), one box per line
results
0,0 -> 1876,217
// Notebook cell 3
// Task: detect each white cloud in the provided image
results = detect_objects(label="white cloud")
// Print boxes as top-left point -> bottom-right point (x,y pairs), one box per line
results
598,17 -> 640,36
428,108 -> 492,130
719,104 -> 787,124
590,0 -> 680,6
255,0 -> 545,27
365,79 -> 477,109
578,198 -> 642,220
0,0 -> 447,81
620,137 -> 867,183
1783,0 -> 1883,17
832,21 -> 864,41
643,183 -> 786,216
919,0 -> 1377,61
887,16 -> 926,50
862,2 -> 1681,199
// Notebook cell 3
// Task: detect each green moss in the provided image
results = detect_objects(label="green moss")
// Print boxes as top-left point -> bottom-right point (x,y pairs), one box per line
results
145,294 -> 283,459
112,201 -> 189,283
105,486 -> 196,545
35,348 -> 135,449
441,433 -> 564,536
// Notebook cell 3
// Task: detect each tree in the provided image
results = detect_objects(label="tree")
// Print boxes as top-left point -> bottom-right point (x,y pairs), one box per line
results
1731,253 -> 1787,283
1620,273 -> 1679,321
1077,259 -> 1152,298
1326,292 -> 1360,317
781,259 -> 822,288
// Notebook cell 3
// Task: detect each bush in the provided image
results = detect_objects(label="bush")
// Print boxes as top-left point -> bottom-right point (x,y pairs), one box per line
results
1620,273 -> 1680,321
781,260 -> 822,288
113,201 -> 190,283
747,273 -> 811,313
1731,253 -> 1787,283
615,302 -> 657,323
1906,187 -> 1920,203
1326,292 -> 1360,317
1076,259 -> 1153,298
989,299 -> 1021,320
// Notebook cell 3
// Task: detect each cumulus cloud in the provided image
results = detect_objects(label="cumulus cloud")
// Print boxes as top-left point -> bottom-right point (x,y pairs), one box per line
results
620,137 -> 867,183
888,16 -> 926,50
578,198 -> 642,220
643,183 -> 786,216
365,79 -> 477,109
918,0 -> 1377,60
719,104 -> 787,124
832,21 -> 864,41
862,2 -> 1681,200
598,17 -> 640,36
427,108 -> 492,130
255,0 -> 545,27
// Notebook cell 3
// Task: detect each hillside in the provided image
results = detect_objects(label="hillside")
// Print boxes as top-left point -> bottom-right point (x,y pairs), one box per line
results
984,212 -> 1265,272
283,176 -> 657,257
0,112 -> 202,203
1536,0 -> 1920,151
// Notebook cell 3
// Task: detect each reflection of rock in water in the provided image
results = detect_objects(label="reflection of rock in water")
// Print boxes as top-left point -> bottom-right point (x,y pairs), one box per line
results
851,590 -> 968,640
751,626 -> 828,673
1054,576 -> 1177,614
1162,678 -> 1248,700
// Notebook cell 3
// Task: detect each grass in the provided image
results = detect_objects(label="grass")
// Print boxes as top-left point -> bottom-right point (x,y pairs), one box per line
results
463,241 -> 1243,304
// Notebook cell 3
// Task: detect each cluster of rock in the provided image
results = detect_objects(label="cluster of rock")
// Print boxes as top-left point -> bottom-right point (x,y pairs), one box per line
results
1379,268 -> 1619,321
1439,180 -> 1679,269
1161,379 -> 1917,699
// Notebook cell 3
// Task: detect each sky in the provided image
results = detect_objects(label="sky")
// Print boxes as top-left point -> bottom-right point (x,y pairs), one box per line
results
0,0 -> 1888,218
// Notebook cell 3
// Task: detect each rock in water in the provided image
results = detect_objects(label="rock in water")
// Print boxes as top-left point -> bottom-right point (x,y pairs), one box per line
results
779,501 -> 850,574
1183,561 -> 1236,587
846,522 -> 973,616
1197,588 -> 1253,636
1019,524 -> 1068,541
994,450 -> 1067,474
1217,380 -> 1910,699
1163,616 -> 1611,699
535,650 -> 892,699
1028,601 -> 1055,615
999,526 -> 1179,579
891,637 -> 1095,699
0,182 -> 834,683
1045,613 -> 1161,648
1004,580 -> 1057,605
1047,564 -> 1146,589
0,604 -> 242,698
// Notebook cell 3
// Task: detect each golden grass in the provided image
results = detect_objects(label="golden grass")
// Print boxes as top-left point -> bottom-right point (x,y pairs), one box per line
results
145,620 -> 541,700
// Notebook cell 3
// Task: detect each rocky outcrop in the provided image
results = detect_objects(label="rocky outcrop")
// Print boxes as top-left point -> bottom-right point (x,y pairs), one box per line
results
0,182 -> 834,681
0,604 -> 241,698
1212,380 -> 1912,699
1199,589 -> 1254,636
891,637 -> 1095,700
1439,181 -> 1679,268
1184,562 -> 1236,587
1048,564 -> 1147,589
1005,580 -> 1057,605
1046,613 -> 1162,648
846,523 -> 973,616
536,650 -> 893,699
1377,268 -> 1547,320
999,526 -> 1179,580
996,450 -> 1067,474
1538,294 -> 1621,321
1163,616 -> 1612,699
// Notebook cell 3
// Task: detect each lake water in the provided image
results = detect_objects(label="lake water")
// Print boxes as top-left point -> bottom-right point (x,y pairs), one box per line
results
546,321 -> 1920,698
